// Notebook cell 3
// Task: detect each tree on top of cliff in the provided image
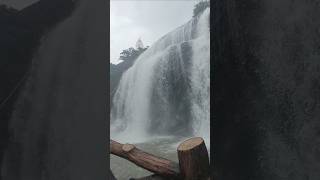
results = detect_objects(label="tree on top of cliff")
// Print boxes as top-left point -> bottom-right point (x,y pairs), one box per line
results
119,45 -> 149,62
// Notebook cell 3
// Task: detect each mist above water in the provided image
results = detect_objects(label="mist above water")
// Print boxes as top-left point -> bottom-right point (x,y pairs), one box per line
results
111,8 -> 210,146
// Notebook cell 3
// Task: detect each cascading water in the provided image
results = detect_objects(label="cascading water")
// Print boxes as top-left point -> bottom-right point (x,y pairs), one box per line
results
111,8 -> 210,146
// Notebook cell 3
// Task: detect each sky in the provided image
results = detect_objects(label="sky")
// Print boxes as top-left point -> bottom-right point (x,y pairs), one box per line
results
110,0 -> 196,64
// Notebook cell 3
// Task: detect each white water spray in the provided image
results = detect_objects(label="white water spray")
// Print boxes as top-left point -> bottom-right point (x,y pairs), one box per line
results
111,8 -> 210,145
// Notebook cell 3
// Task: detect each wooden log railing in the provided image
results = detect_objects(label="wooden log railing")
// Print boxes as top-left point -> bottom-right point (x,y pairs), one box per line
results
110,137 -> 210,180
110,140 -> 180,178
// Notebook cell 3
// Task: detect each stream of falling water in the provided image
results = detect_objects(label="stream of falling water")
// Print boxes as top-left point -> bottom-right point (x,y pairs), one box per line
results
111,8 -> 210,180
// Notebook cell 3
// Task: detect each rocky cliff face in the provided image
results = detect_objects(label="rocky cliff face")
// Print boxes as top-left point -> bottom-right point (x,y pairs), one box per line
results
110,60 -> 135,105
213,0 -> 320,179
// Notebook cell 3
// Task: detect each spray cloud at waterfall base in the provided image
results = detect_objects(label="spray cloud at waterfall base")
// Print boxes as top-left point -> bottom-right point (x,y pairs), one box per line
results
110,8 -> 210,149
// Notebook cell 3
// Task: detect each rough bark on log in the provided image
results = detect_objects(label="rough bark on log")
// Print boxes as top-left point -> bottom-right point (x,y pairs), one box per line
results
110,140 -> 180,178
177,137 -> 210,180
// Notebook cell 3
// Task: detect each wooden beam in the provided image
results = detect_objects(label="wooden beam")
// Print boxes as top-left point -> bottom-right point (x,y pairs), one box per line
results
110,140 -> 180,178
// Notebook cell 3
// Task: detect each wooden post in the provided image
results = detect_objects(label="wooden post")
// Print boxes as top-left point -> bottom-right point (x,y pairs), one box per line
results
110,140 -> 180,178
177,137 -> 210,180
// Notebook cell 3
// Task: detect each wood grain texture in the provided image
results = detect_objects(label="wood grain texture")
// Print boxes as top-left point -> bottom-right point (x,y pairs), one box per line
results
177,137 -> 210,180
110,140 -> 180,178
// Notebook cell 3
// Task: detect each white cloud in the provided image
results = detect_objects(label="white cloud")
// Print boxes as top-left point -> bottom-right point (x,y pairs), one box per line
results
110,0 -> 196,64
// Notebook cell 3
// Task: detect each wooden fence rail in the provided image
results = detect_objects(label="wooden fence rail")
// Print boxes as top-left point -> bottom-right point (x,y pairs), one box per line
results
110,137 -> 210,180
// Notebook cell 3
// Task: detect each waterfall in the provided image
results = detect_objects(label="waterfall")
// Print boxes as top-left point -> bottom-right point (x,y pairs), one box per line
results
111,8 -> 210,145
190,8 -> 210,145
1,1 -> 107,179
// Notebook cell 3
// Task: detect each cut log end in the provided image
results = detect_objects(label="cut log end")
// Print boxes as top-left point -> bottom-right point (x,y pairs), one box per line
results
177,137 -> 209,180
177,137 -> 204,151
122,144 -> 135,152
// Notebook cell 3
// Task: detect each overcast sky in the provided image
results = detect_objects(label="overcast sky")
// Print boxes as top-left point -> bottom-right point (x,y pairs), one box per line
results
111,0 -> 196,64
